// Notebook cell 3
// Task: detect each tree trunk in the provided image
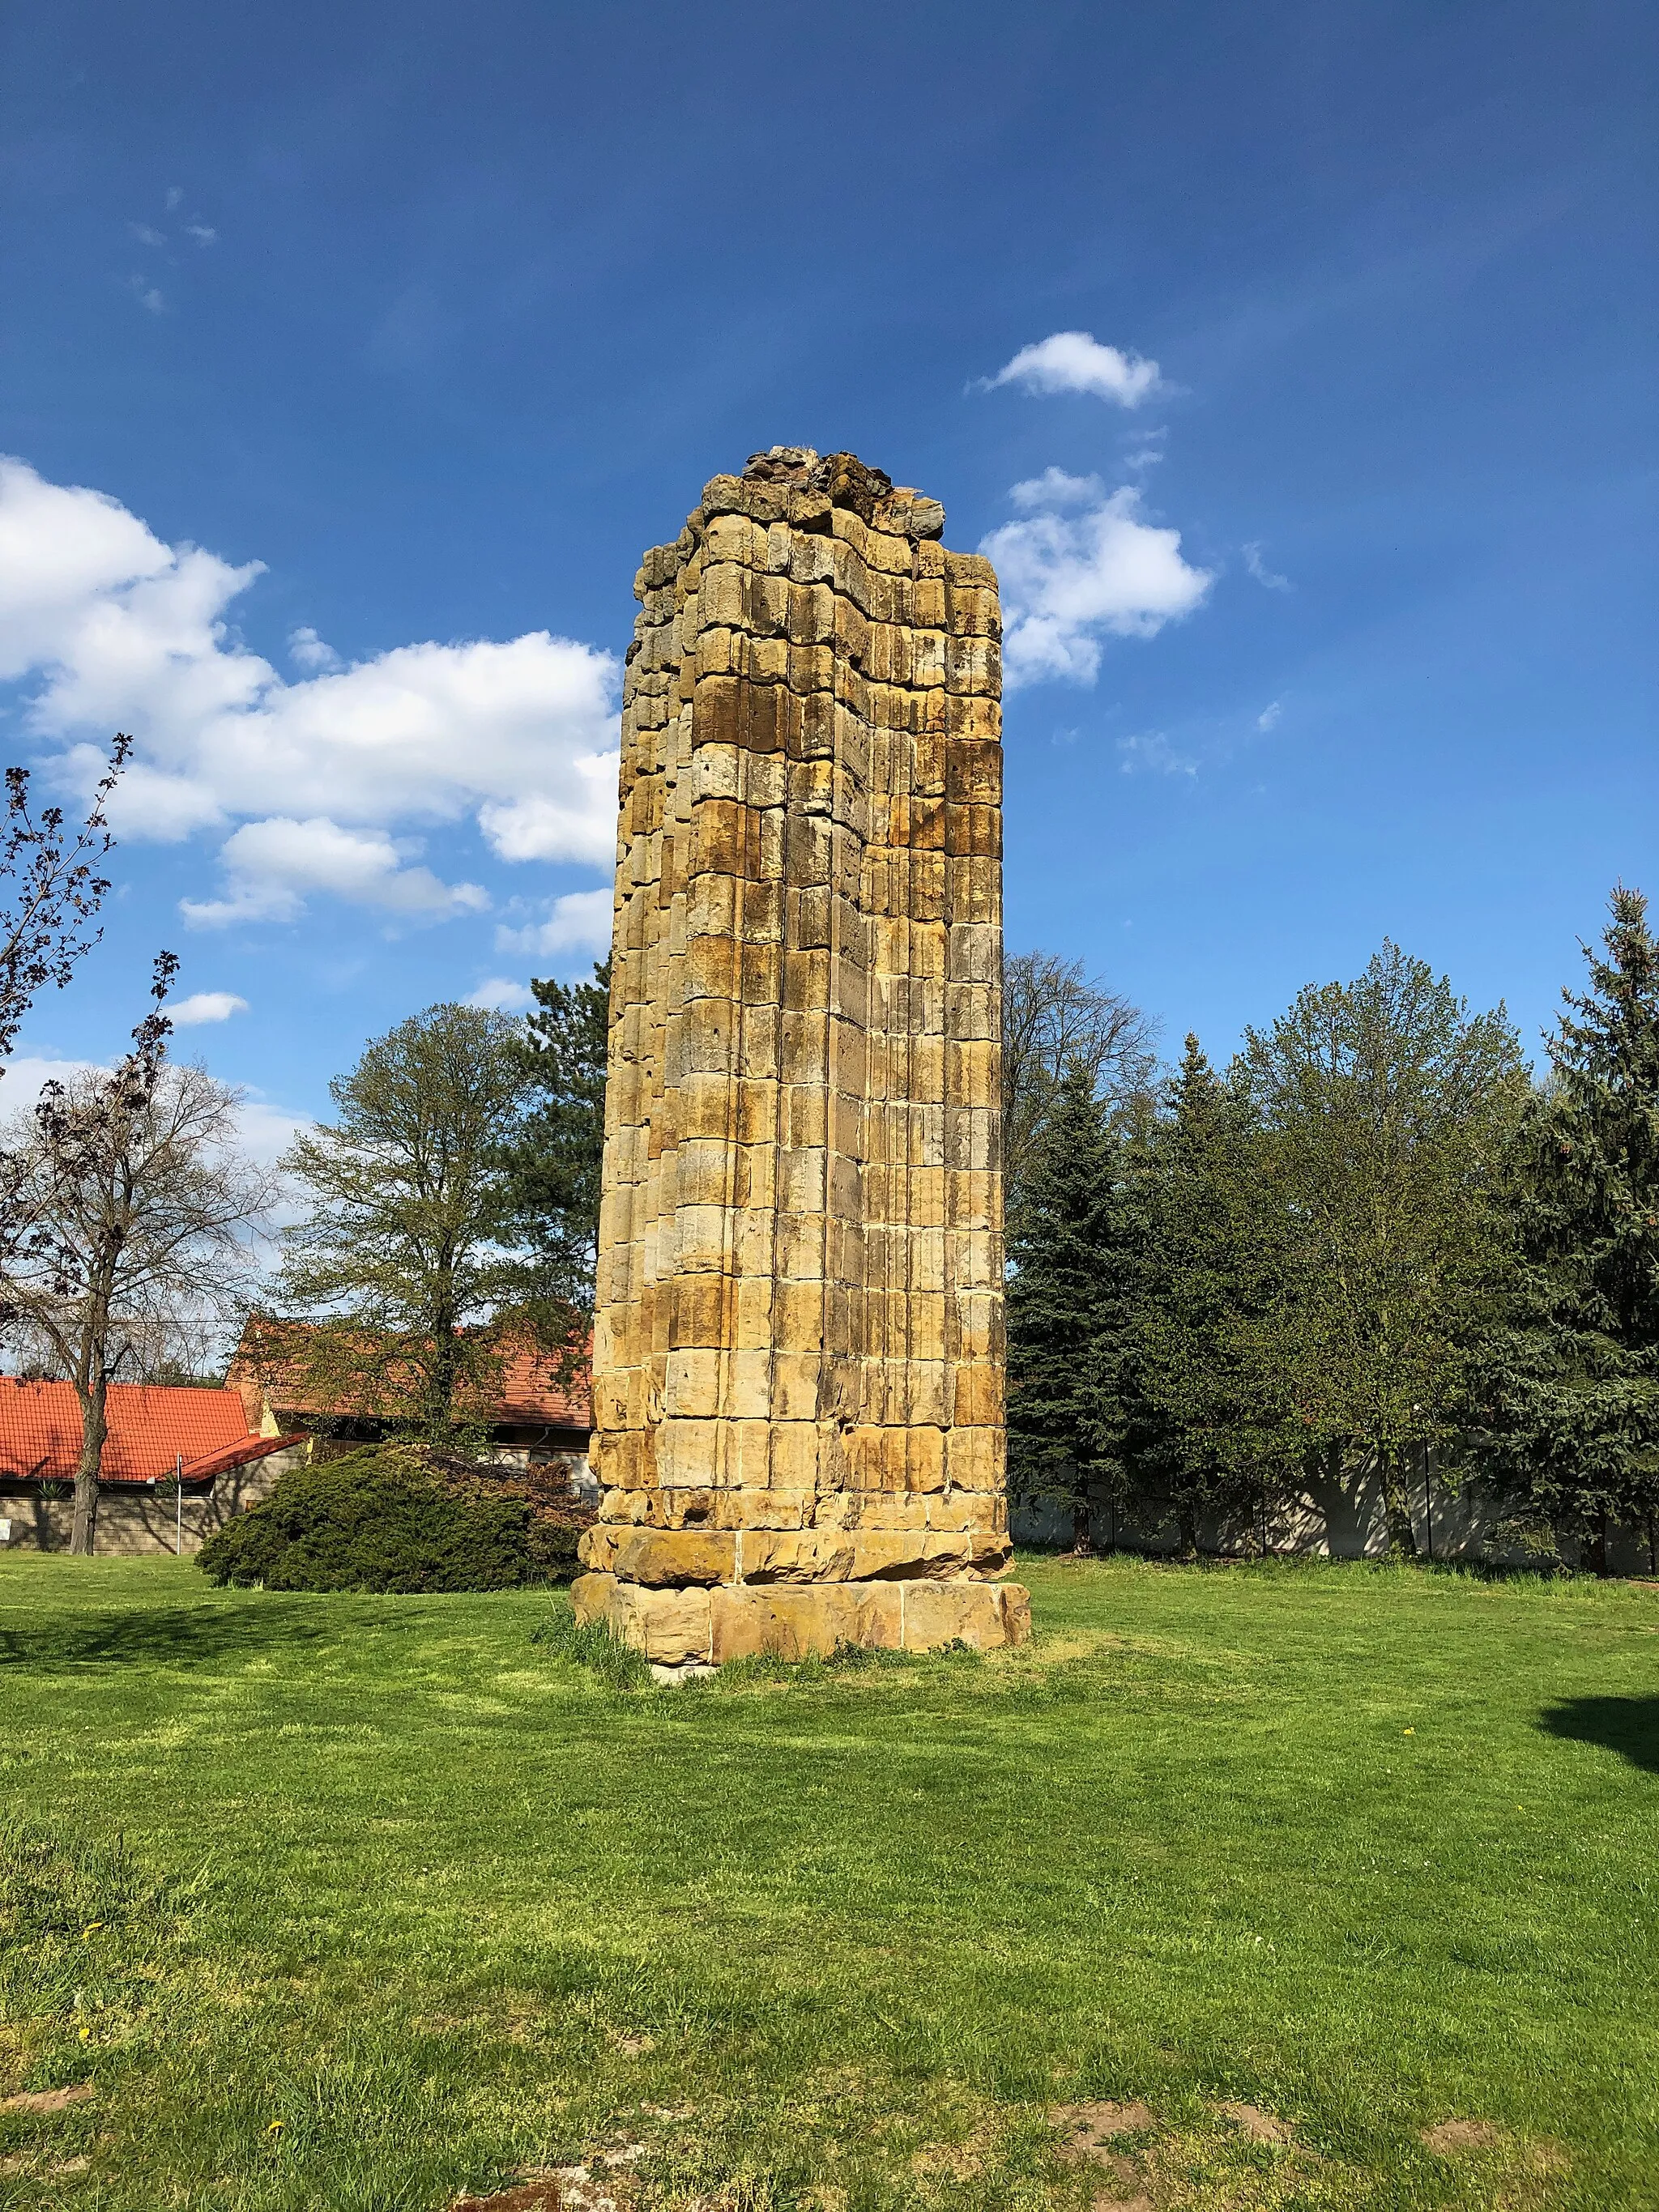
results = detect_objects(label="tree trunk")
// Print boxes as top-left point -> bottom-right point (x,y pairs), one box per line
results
1071,1495 -> 1093,1556
1175,1499 -> 1198,1559
1380,1451 -> 1418,1560
1590,1511 -> 1610,1578
69,1384 -> 108,1556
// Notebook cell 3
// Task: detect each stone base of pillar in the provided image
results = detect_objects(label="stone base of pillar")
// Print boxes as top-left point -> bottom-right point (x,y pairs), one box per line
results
570,1571 -> 1031,1668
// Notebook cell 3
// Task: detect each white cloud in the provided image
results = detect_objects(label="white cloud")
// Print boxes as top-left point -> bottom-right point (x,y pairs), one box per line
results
0,458 -> 621,923
1118,732 -> 1197,777
181,818 -> 488,928
130,281 -> 166,315
171,991 -> 249,1025
983,479 -> 1213,688
495,886 -> 613,961
288,624 -> 339,671
466,977 -> 535,1012
130,223 -> 166,248
1008,467 -> 1105,513
1256,699 -> 1283,732
1244,541 -> 1292,592
987,331 -> 1165,408
164,187 -> 183,211
186,223 -> 217,246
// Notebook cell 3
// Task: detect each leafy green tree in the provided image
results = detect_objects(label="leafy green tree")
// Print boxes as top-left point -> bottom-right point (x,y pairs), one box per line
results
1127,1038 -> 1290,1556
269,1004 -> 535,1443
1243,942 -> 1528,1554
1468,888 -> 1659,1568
498,959 -> 610,1319
1005,1060 -> 1137,1549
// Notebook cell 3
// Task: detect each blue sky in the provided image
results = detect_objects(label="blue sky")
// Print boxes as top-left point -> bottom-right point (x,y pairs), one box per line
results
1,0 -> 1653,1140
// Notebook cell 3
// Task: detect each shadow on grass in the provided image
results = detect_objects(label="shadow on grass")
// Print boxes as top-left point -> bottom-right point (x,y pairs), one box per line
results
0,1601 -> 331,1670
1540,1694 -> 1659,1774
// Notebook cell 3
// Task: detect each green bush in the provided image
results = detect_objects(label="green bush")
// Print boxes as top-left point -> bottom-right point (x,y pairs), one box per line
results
198,1450 -> 547,1593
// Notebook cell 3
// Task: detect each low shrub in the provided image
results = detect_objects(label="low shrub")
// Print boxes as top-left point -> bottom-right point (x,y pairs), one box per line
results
198,1449 -> 549,1593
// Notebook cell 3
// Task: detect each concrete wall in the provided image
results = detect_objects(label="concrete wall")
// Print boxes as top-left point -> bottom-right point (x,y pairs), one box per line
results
1013,1466 -> 1657,1575
0,1443 -> 309,1557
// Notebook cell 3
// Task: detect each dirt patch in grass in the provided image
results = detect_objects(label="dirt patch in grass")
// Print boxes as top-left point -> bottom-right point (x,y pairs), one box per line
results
1421,2117 -> 1505,2154
452,2184 -> 561,2212
1055,2099 -> 1157,2158
454,2154 -> 645,2212
0,2081 -> 93,2113
1218,2099 -> 1295,2144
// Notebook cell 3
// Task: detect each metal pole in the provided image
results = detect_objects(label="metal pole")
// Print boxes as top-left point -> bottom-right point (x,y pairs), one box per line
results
176,1451 -> 183,1557
1422,1443 -> 1433,1562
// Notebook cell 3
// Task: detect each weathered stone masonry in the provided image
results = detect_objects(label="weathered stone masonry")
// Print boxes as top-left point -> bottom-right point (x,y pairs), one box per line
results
572,449 -> 1030,1666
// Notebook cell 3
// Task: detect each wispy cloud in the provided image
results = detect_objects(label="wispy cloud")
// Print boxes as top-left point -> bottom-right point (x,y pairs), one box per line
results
164,187 -> 183,211
466,977 -> 534,1012
171,991 -> 249,1025
129,279 -> 165,315
1118,732 -> 1197,777
129,223 -> 166,248
1008,467 -> 1105,513
180,818 -> 488,930
495,887 -> 613,961
288,624 -> 340,672
1256,699 -> 1283,731
984,330 -> 1166,408
1243,541 -> 1292,592
185,223 -> 218,247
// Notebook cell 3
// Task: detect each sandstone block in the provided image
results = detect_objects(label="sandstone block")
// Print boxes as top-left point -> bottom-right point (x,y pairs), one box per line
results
579,1527 -> 737,1585
900,1579 -> 1030,1652
709,1580 -> 904,1663
572,1573 -> 714,1664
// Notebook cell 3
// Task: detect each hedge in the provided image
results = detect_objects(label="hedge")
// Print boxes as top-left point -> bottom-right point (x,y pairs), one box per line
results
198,1449 -> 554,1593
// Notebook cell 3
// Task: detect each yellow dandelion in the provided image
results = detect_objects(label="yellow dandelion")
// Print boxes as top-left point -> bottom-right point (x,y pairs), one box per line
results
81,1922 -> 104,1940
267,2120 -> 284,2136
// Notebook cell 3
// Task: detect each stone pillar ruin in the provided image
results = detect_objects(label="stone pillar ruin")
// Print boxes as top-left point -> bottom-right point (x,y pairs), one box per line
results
572,448 -> 1030,1672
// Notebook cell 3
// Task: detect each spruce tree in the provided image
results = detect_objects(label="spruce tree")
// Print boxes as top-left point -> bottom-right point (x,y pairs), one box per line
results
498,958 -> 612,1317
1004,1059 -> 1135,1551
1128,1037 -> 1288,1555
1469,888 -> 1659,1567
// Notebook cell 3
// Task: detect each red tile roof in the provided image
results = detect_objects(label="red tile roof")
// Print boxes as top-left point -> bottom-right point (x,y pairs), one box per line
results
229,1322 -> 592,1433
0,1379 -> 298,1485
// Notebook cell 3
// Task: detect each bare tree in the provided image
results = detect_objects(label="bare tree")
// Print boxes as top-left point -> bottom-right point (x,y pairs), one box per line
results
0,737 -> 132,1078
1002,951 -> 1160,1225
0,972 -> 277,1553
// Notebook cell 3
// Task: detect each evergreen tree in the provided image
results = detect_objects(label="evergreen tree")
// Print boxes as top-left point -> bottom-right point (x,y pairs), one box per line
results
1128,1038 -> 1289,1555
1468,888 -> 1659,1568
1004,1059 -> 1136,1550
498,958 -> 611,1319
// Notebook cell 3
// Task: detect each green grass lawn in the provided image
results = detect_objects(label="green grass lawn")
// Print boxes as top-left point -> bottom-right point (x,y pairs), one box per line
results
2,1554 -> 1656,2211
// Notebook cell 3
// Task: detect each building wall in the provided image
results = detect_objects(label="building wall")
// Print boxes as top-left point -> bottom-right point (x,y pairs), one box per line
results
0,1443 -> 309,1557
1012,1469 -> 1657,1575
